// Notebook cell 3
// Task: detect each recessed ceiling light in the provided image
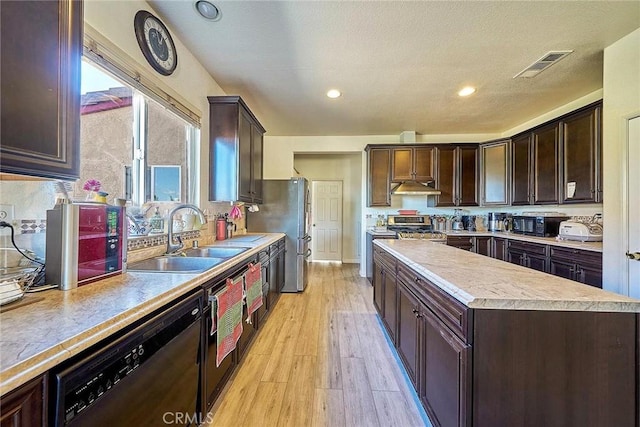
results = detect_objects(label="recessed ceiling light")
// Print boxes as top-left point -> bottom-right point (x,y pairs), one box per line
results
326,89 -> 341,99
194,1 -> 221,21
458,86 -> 476,97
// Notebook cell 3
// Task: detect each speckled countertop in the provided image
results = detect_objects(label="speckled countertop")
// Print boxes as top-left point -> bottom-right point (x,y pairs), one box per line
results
375,239 -> 639,312
442,230 -> 603,252
0,233 -> 284,397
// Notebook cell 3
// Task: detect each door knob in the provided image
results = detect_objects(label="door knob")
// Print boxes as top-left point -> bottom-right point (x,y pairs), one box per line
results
625,252 -> 640,261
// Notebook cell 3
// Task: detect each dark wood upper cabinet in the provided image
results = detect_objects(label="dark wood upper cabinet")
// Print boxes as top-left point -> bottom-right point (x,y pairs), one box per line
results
561,102 -> 602,203
511,122 -> 561,205
436,145 -> 478,207
0,0 -> 83,180
511,134 -> 533,205
208,96 -> 265,203
532,122 -> 561,204
366,146 -> 392,206
480,139 -> 510,206
391,146 -> 435,182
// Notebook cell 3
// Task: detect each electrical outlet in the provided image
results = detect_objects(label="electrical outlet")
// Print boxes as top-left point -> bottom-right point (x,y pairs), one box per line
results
0,204 -> 15,236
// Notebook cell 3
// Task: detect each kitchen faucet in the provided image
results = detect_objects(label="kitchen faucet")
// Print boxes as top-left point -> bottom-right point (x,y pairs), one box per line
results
166,204 -> 207,255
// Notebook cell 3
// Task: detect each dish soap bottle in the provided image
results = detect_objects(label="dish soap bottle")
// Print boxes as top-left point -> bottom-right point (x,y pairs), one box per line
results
149,207 -> 164,234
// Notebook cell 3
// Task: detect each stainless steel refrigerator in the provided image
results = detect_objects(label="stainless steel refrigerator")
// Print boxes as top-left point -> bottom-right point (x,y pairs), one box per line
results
247,178 -> 311,292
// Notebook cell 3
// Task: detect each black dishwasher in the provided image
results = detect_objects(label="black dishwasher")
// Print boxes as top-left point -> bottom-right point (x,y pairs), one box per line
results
52,292 -> 203,427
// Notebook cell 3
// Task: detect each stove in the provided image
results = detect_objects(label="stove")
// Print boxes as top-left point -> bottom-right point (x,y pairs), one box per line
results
386,215 -> 447,243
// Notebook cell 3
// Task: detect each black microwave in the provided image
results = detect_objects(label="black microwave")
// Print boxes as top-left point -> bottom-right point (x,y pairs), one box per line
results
511,215 -> 570,237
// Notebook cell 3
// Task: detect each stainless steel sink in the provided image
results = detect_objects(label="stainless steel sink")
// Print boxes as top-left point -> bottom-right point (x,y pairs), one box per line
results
127,256 -> 225,273
184,246 -> 250,259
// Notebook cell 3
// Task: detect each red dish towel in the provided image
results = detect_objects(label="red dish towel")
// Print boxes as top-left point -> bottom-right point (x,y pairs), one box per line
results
214,276 -> 244,367
245,262 -> 263,318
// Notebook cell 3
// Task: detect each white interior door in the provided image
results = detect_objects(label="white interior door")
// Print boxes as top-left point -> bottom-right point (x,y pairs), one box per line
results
627,115 -> 640,298
311,181 -> 343,262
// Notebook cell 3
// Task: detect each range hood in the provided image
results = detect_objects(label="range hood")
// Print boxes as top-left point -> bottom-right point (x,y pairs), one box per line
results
391,181 -> 441,195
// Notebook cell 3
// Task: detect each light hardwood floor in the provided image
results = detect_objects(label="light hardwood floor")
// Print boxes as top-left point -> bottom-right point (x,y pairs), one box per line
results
206,263 -> 426,427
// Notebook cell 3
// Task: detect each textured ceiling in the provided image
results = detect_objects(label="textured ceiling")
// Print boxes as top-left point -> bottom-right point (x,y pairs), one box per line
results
148,1 -> 640,136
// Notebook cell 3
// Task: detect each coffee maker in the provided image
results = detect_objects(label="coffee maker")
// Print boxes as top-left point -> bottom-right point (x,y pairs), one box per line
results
487,212 -> 508,232
461,215 -> 476,231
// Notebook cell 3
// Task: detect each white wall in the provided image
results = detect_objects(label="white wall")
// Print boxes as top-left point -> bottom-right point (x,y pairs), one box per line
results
84,0 -> 226,205
602,28 -> 640,294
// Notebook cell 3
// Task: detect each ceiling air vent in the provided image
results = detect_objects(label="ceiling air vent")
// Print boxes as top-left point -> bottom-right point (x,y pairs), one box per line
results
513,50 -> 573,79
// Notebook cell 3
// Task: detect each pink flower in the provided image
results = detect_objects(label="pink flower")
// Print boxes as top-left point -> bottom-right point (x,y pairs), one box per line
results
83,179 -> 102,192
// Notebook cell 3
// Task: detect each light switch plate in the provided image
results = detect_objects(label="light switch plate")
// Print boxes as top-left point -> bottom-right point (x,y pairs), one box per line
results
0,204 -> 15,236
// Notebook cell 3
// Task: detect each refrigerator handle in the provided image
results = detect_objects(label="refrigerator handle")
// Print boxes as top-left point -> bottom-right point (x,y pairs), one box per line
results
302,235 -> 312,242
304,249 -> 312,258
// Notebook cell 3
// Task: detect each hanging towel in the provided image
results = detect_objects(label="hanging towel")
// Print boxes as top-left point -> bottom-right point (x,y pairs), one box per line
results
245,262 -> 263,318
214,276 -> 244,367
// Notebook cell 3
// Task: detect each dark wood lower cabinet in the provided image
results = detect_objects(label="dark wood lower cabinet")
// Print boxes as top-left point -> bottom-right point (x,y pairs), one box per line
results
0,375 -> 47,427
396,281 -> 421,388
549,246 -> 602,288
381,265 -> 397,342
422,308 -> 470,427
492,237 -> 507,261
446,236 -> 473,251
472,236 -> 491,256
373,247 -> 633,427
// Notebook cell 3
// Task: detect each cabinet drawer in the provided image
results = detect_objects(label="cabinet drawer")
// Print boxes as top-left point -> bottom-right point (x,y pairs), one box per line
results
446,235 -> 474,251
549,246 -> 601,266
508,240 -> 548,256
397,262 -> 470,342
374,246 -> 397,272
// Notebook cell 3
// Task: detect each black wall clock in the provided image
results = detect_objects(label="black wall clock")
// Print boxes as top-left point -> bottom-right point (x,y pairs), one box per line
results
134,10 -> 178,76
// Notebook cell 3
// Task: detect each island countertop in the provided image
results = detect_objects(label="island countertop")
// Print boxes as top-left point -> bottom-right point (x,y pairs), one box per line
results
0,233 -> 284,397
375,239 -> 639,312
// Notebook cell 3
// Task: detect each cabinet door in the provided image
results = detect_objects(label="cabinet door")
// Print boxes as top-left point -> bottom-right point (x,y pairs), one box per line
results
368,148 -> 391,207
397,281 -> 421,388
492,238 -> 507,261
447,236 -> 473,251
382,266 -> 397,343
458,146 -> 479,206
526,254 -> 548,273
422,308 -> 470,427
507,248 -> 525,266
577,265 -> 603,288
511,134 -> 532,205
0,0 -> 82,180
532,123 -> 560,204
549,258 -> 575,280
251,124 -> 264,203
413,146 -> 435,182
373,262 -> 384,314
391,147 -> 414,182
561,105 -> 601,203
473,237 -> 492,257
238,110 -> 253,202
436,146 -> 457,207
481,140 -> 510,205
0,375 -> 46,427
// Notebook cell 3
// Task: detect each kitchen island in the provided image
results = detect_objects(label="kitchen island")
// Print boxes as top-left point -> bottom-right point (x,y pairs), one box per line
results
373,239 -> 639,427
0,233 -> 284,416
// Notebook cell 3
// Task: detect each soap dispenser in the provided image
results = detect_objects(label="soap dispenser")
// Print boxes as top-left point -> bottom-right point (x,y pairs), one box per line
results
149,207 -> 164,234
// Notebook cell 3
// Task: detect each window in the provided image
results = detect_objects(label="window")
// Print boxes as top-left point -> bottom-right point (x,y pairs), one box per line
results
79,60 -> 199,206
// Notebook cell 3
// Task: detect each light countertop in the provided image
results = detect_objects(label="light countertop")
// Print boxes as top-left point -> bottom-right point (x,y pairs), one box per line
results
375,239 -> 638,312
0,233 -> 284,397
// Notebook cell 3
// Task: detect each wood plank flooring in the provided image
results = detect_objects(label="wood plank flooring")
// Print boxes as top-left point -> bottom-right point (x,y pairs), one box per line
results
206,263 -> 426,427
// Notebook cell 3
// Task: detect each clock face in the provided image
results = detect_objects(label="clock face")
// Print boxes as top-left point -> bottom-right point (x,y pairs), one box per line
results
134,11 -> 178,76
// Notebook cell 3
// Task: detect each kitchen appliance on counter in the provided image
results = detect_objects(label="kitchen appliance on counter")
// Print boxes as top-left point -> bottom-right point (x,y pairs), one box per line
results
46,203 -> 125,290
558,221 -> 603,242
487,212 -> 512,232
386,215 -> 447,243
461,215 -> 476,231
247,178 -> 310,292
512,214 -> 570,237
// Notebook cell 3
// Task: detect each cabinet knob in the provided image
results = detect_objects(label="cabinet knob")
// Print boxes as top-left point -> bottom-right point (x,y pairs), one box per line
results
625,252 -> 640,261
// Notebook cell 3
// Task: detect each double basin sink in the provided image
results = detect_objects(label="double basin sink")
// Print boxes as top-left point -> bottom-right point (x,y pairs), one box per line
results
127,246 -> 250,273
